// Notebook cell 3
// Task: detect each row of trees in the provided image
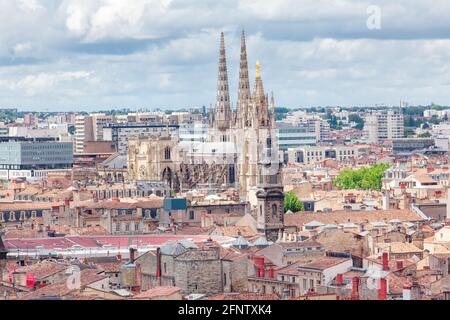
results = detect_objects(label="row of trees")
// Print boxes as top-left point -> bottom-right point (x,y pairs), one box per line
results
334,164 -> 390,191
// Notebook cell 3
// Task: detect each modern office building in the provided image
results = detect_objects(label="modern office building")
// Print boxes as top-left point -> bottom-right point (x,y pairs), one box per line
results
0,138 -> 73,180
276,123 -> 317,151
0,138 -> 73,171
364,109 -> 404,144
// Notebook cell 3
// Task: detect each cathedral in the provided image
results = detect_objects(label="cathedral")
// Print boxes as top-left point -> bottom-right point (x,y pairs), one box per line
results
128,31 -> 284,239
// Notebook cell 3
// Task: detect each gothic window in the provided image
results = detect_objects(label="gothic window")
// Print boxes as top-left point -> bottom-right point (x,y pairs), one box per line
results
164,147 -> 171,160
272,204 -> 277,217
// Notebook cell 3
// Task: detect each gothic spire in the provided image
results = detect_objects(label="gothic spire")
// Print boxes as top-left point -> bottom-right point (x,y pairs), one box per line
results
214,32 -> 232,132
236,30 -> 251,128
253,60 -> 270,127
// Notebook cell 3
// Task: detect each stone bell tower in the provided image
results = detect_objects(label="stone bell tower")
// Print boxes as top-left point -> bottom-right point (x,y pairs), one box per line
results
255,125 -> 284,242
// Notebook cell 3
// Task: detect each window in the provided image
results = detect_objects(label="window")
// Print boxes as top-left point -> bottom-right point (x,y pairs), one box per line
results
135,223 -> 140,231
115,224 -> 120,232
189,211 -> 195,220
272,204 -> 277,217
164,147 -> 171,160
310,279 -> 314,289
164,263 -> 167,273
224,273 -> 227,286
303,279 -> 307,290
125,224 -> 130,232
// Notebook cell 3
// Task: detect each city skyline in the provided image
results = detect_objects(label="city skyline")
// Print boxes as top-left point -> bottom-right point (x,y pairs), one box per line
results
2,1 -> 450,111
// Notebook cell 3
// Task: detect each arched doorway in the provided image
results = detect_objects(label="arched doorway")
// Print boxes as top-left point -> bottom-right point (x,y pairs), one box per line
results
162,167 -> 173,188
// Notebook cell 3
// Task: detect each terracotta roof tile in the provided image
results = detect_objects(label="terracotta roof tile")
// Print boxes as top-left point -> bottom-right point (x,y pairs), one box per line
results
133,286 -> 182,299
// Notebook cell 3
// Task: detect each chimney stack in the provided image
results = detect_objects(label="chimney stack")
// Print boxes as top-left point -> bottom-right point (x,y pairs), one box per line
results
268,266 -> 274,279
378,278 -> 387,300
156,247 -> 162,285
129,247 -> 136,263
402,285 -> 412,301
351,277 -> 360,300
382,252 -> 389,271
336,274 -> 343,286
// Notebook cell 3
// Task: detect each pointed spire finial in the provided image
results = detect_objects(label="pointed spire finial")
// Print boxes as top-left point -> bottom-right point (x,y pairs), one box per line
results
256,60 -> 261,79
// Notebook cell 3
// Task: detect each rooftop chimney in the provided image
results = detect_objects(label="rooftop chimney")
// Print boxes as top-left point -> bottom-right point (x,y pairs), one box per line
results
402,284 -> 412,301
268,266 -> 274,279
129,247 -> 136,263
156,247 -> 162,284
336,274 -> 344,286
351,277 -> 359,300
382,252 -> 389,271
378,278 -> 387,300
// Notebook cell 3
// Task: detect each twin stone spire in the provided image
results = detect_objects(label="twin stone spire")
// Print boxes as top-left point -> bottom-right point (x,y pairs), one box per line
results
213,30 -> 275,133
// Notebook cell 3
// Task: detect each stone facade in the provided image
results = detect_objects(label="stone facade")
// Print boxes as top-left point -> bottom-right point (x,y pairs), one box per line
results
136,243 -> 248,296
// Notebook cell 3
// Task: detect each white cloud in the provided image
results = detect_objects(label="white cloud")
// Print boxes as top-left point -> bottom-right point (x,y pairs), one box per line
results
1,1 -> 450,109
18,0 -> 45,12
1,71 -> 93,97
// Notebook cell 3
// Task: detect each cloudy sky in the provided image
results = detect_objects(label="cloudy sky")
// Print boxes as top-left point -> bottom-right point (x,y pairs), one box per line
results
1,0 -> 450,111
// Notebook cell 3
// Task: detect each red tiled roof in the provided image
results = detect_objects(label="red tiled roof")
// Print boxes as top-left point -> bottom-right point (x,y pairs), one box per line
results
285,209 -> 423,229
14,260 -> 67,279
209,293 -> 281,300
133,286 -> 182,299
19,269 -> 107,300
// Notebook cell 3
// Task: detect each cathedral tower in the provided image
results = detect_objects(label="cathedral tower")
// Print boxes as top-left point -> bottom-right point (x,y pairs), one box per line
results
236,30 -> 251,129
214,32 -> 232,139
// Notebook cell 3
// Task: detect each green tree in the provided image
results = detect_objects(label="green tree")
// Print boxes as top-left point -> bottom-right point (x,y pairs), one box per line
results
418,132 -> 432,138
334,164 -> 390,191
284,191 -> 304,213
349,114 -> 365,130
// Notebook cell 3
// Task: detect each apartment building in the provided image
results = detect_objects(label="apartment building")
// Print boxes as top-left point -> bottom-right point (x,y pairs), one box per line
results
287,145 -> 359,164
75,114 -> 115,154
364,109 -> 404,144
